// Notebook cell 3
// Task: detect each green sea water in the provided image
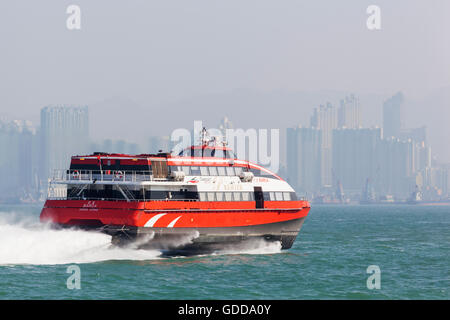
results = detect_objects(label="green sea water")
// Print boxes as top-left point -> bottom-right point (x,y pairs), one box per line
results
0,204 -> 448,299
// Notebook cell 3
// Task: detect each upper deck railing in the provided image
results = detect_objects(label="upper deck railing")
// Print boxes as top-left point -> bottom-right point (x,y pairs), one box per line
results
49,170 -> 309,201
51,169 -> 157,183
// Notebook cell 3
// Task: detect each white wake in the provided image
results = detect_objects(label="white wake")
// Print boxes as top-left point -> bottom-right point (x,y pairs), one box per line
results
0,212 -> 283,265
214,238 -> 283,255
0,214 -> 162,266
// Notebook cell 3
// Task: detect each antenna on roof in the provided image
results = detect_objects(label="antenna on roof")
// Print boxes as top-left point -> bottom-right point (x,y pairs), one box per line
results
199,126 -> 229,147
200,127 -> 210,146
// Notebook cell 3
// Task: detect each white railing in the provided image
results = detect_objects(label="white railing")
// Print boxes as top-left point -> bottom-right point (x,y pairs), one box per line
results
47,185 -> 67,198
51,170 -> 155,183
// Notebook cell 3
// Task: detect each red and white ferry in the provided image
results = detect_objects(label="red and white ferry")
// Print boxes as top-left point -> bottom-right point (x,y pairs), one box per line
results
40,130 -> 310,254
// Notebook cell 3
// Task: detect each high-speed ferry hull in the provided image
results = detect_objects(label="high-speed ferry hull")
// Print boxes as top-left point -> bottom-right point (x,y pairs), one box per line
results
41,199 -> 310,253
40,136 -> 311,254
107,216 -> 307,253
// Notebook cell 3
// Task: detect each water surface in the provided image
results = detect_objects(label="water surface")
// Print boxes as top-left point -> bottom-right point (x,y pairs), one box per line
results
0,204 -> 448,299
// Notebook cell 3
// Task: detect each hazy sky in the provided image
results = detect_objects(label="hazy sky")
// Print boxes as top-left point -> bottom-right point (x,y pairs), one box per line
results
0,1 -> 449,158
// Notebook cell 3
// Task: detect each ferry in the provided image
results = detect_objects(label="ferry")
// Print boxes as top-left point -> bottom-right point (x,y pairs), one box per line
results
40,129 -> 311,254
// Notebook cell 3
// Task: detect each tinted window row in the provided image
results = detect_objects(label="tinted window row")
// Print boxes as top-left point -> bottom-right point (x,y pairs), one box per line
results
67,188 -> 198,201
197,191 -> 297,201
172,166 -> 248,177
68,165 -> 272,178
198,192 -> 255,202
249,168 -> 271,177
263,192 -> 297,201
70,164 -> 151,172
178,148 -> 235,159
67,187 -> 297,202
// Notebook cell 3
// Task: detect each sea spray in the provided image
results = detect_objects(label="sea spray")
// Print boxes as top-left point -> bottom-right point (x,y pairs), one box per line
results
214,238 -> 283,256
0,216 -> 162,265
0,210 -> 283,265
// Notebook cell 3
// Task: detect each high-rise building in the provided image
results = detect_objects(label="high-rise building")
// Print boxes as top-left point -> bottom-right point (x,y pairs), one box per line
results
40,106 -> 89,182
332,128 -> 382,193
383,92 -> 404,139
338,94 -> 361,129
286,126 -> 322,194
377,137 -> 415,197
399,126 -> 427,145
310,102 -> 337,187
0,120 -> 38,200
413,141 -> 431,173
419,166 -> 449,200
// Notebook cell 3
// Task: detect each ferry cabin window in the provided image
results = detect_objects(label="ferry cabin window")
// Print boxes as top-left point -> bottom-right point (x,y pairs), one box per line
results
178,148 -> 233,159
263,191 -> 296,201
217,166 -> 226,176
224,192 -> 232,201
169,190 -> 199,200
71,188 -> 259,202
200,167 -> 209,176
178,166 -> 190,175
283,192 -> 291,201
204,149 -> 214,157
170,165 -> 255,177
209,166 -> 218,176
68,186 -> 200,201
207,192 -> 215,201
187,192 -> 254,201
71,160 -> 157,173
193,149 -> 204,157
249,167 -> 273,177
213,149 -> 232,159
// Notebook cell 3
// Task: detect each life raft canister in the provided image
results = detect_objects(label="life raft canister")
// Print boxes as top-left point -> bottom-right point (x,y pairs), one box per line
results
72,170 -> 80,179
114,170 -> 123,180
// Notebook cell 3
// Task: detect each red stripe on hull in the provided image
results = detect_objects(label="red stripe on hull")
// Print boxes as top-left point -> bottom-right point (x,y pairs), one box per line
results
40,199 -> 310,228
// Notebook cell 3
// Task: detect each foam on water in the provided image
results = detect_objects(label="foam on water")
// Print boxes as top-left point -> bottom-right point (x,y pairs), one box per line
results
214,238 -> 283,256
0,213 -> 162,266
0,211 -> 283,265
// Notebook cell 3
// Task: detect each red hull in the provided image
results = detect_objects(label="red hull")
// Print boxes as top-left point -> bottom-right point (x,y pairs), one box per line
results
40,199 -> 310,229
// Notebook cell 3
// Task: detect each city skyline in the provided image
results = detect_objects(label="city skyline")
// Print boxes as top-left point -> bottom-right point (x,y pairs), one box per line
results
1,89 -> 448,204
285,91 -> 446,201
0,1 -> 448,203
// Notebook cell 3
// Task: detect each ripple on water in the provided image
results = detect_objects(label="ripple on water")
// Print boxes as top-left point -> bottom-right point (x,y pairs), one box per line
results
0,205 -> 449,299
